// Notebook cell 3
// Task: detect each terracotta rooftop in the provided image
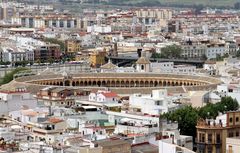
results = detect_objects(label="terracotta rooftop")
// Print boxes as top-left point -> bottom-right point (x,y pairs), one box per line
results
204,61 -> 216,64
21,110 -> 38,117
47,118 -> 64,124
101,92 -> 118,98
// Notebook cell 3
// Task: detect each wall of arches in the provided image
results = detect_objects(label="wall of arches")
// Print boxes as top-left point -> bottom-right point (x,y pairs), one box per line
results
33,78 -> 207,88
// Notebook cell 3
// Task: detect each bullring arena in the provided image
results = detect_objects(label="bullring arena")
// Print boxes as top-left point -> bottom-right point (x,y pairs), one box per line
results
9,72 -> 222,94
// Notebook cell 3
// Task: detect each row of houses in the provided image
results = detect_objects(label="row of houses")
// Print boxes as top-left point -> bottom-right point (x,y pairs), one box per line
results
0,36 -> 61,64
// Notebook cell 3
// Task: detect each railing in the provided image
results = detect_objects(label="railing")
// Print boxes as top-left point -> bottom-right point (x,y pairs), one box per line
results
32,127 -> 63,134
195,140 -> 221,145
115,124 -> 159,134
118,122 -> 158,128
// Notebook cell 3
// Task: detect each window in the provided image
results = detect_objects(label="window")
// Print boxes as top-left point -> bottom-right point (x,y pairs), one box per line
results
155,101 -> 162,106
141,65 -> 144,70
236,117 -> 239,122
199,148 -> 205,153
230,117 -> 233,123
208,134 -> 212,143
216,146 -> 221,153
228,132 -> 234,137
199,133 -> 205,143
207,146 -> 212,153
236,131 -> 239,137
216,134 -> 221,143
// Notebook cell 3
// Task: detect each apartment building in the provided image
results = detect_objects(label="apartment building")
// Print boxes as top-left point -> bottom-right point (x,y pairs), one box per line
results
181,41 -> 207,58
180,39 -> 236,59
129,89 -> 180,116
151,62 -> 196,74
134,8 -> 172,27
0,47 -> 34,64
226,41 -> 238,56
89,49 -> 107,68
196,111 -> 240,153
65,39 -> 81,55
206,43 -> 227,59
12,14 -> 77,29
34,44 -> 61,62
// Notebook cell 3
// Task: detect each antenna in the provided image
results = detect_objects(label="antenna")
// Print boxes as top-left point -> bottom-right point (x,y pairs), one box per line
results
37,0 -> 40,11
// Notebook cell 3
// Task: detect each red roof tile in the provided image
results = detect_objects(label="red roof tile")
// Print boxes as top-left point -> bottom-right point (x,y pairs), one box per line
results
48,118 -> 63,123
101,92 -> 118,98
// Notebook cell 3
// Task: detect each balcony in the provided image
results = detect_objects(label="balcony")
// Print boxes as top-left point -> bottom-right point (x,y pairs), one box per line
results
32,127 -> 63,134
35,94 -> 67,101
119,122 -> 158,128
195,140 -> 221,145
106,111 -> 160,122
115,123 -> 159,134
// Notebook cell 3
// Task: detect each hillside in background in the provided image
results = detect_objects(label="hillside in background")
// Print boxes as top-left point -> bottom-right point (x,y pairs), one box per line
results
17,0 -> 240,10
105,0 -> 240,8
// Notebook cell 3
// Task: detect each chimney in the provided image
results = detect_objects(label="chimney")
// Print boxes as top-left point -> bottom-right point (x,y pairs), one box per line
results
137,48 -> 142,57
113,43 -> 118,57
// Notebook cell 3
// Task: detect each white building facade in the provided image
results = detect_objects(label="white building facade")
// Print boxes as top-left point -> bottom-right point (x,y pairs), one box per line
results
88,90 -> 118,103
0,88 -> 38,115
129,89 -> 179,115
151,62 -> 196,74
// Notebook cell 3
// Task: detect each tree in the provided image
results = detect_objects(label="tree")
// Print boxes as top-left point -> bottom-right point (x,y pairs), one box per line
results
162,106 -> 199,138
198,103 -> 219,119
43,38 -> 65,52
216,53 -> 229,61
0,67 -> 30,85
161,44 -> 183,58
162,97 -> 239,138
198,97 -> 239,119
134,0 -> 161,7
151,52 -> 164,59
0,61 -> 11,65
201,54 -> 207,60
47,58 -> 54,64
14,61 -> 29,67
220,97 -> 239,111
36,59 -> 41,65
216,54 -> 222,61
151,45 -> 183,59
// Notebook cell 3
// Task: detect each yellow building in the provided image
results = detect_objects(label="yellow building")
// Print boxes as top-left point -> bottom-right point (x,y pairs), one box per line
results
75,52 -> 89,61
89,49 -> 107,68
196,111 -> 240,153
65,39 -> 81,55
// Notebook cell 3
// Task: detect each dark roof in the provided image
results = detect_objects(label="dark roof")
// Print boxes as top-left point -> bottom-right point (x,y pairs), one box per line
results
131,143 -> 158,153
94,139 -> 130,147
